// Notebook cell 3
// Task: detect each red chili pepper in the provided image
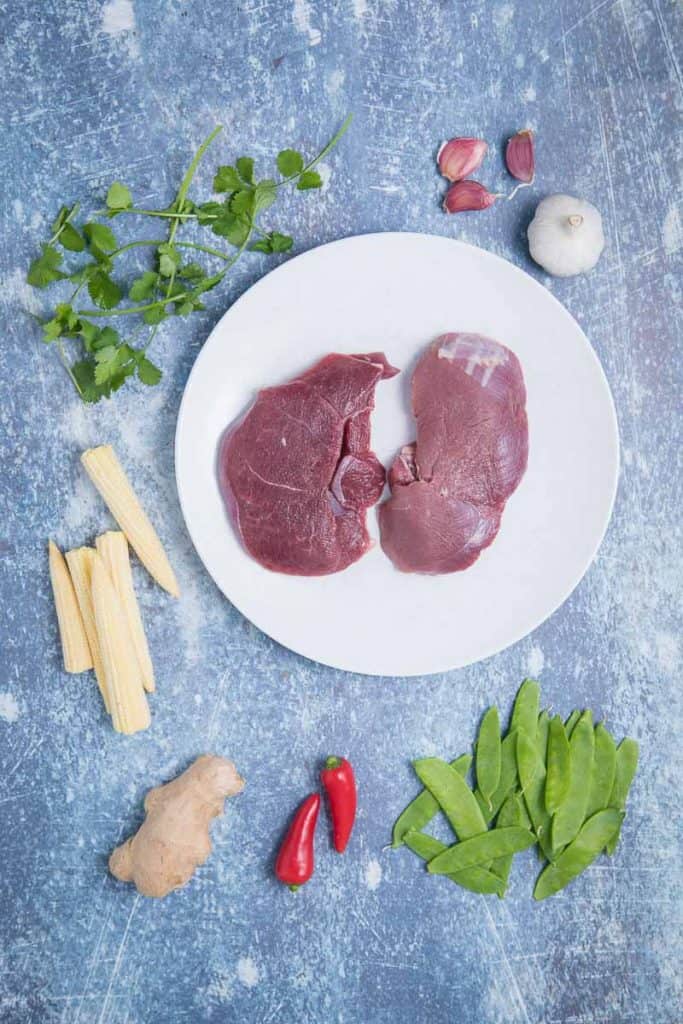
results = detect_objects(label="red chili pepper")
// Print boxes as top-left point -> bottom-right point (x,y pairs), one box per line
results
275,793 -> 320,890
321,756 -> 357,853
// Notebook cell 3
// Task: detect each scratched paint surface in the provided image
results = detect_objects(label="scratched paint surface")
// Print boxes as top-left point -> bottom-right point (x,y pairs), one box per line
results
0,1 -> 681,1021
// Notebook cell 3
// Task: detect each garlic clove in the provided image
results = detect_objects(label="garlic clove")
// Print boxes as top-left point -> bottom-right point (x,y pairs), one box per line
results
527,194 -> 605,277
505,129 -> 535,184
437,138 -> 487,182
443,180 -> 499,213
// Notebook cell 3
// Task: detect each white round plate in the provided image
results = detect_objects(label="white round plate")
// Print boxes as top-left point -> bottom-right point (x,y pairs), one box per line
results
175,233 -> 618,676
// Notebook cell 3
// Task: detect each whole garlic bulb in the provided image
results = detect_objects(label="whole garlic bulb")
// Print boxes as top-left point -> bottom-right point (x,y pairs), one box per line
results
528,194 -> 605,277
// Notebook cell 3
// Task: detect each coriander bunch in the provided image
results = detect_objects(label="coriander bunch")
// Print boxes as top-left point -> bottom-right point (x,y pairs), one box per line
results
28,115 -> 352,403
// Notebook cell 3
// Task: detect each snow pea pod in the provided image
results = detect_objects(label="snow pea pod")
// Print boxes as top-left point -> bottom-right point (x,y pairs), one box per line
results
475,729 -> 518,823
585,723 -> 617,819
428,826 -> 536,875
413,758 -> 487,839
509,679 -> 540,740
476,707 -> 501,806
551,710 -> 595,852
391,754 -> 472,848
403,830 -> 505,896
517,729 -> 554,860
533,808 -> 622,900
564,709 -> 580,738
605,737 -> 639,855
545,714 -> 570,814
489,791 -> 526,895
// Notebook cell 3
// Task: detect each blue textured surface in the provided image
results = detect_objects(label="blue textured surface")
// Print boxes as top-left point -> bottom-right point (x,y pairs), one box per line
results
1,1 -> 681,1022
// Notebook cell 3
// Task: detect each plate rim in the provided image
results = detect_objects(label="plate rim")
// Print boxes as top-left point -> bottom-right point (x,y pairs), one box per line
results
175,230 -> 620,676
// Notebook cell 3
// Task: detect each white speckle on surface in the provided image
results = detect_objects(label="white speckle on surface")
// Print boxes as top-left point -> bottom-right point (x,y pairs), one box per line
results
0,693 -> 21,723
352,0 -> 368,18
655,632 -> 679,674
522,84 -> 537,102
61,472 -> 101,534
527,645 -> 545,676
237,957 -> 259,988
326,68 -> 345,96
493,4 -> 515,32
515,53 -> 525,68
292,0 -> 322,46
538,47 -> 549,62
101,0 -> 135,34
101,0 -> 139,58
364,858 -> 382,891
662,203 -> 682,255
317,161 -> 332,191
454,51 -> 464,68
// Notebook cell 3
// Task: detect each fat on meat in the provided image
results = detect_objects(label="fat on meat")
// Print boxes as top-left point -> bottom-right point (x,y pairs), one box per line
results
379,333 -> 528,574
219,352 -> 397,575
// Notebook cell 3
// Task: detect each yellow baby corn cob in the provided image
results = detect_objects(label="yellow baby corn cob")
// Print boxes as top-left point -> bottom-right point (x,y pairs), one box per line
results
65,547 -> 110,713
91,552 -> 151,735
81,445 -> 180,598
96,531 -> 155,693
48,540 -> 93,673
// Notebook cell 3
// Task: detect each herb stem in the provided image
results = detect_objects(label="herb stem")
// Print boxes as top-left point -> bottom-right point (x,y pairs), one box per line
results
110,238 -> 235,261
275,113 -> 353,188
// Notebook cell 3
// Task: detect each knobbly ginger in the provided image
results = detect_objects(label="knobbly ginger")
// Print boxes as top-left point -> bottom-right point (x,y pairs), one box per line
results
109,755 -> 244,897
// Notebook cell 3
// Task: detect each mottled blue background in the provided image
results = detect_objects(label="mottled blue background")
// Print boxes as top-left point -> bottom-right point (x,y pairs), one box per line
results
1,1 -> 681,1022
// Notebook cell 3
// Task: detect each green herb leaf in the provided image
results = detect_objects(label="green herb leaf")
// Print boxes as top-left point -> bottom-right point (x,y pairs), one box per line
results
87,269 -> 122,309
254,179 -> 277,213
236,156 -> 254,184
230,190 -> 255,216
177,262 -> 205,281
143,306 -> 167,325
92,326 -> 120,350
137,355 -> 162,386
59,223 -> 85,252
129,271 -> 159,301
196,201 -> 222,224
213,165 -> 243,193
157,242 -> 181,278
277,149 -> 304,177
94,345 -> 122,385
271,231 -> 293,252
211,209 -> 251,246
71,359 -> 104,402
84,222 -> 117,252
297,170 -> 323,190
42,318 -> 64,342
27,244 -> 66,288
106,182 -> 133,211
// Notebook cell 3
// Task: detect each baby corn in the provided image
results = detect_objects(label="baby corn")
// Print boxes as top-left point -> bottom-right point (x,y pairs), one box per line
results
48,540 -> 93,673
96,531 -> 155,693
91,552 -> 151,735
65,547 -> 110,713
81,445 -> 179,598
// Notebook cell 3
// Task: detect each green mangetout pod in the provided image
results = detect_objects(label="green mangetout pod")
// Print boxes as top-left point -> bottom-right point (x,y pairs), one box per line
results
551,710 -> 595,852
510,679 -> 540,740
476,707 -> 501,806
489,791 -> 527,895
586,723 -> 617,819
545,715 -> 571,814
517,729 -> 554,861
413,758 -> 487,840
403,830 -> 504,896
392,754 -> 472,848
564,709 -> 581,738
534,808 -> 622,900
605,737 -> 639,855
475,730 -> 518,823
428,826 -> 536,875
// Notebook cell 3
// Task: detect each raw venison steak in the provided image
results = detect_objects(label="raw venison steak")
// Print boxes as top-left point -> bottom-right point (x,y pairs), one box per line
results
379,333 -> 528,574
219,352 -> 398,575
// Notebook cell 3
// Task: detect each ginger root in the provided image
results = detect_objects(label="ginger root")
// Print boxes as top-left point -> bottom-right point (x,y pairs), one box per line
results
109,755 -> 244,898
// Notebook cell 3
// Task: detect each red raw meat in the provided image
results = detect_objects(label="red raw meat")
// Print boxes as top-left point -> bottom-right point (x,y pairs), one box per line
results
219,352 -> 397,575
379,333 -> 528,574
